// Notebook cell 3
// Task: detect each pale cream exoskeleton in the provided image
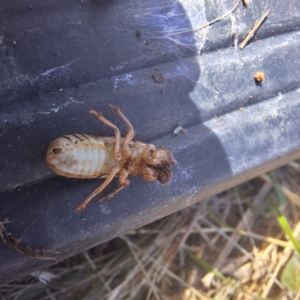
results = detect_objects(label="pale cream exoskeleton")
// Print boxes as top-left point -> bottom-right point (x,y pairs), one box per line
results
46,105 -> 175,211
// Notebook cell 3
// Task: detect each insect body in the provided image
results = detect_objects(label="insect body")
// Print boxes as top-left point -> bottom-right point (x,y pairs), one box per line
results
46,105 -> 175,211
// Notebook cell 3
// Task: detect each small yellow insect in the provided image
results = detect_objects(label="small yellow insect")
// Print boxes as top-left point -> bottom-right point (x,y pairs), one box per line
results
46,105 -> 175,211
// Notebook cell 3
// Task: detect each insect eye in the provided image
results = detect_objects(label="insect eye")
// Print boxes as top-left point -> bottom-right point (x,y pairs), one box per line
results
52,148 -> 62,154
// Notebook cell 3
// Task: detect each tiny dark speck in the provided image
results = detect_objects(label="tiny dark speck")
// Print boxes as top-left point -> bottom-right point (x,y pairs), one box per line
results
53,148 -> 62,154
135,30 -> 142,38
152,73 -> 165,83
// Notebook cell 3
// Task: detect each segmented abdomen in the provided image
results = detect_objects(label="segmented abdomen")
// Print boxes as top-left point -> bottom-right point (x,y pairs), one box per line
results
46,134 -> 106,178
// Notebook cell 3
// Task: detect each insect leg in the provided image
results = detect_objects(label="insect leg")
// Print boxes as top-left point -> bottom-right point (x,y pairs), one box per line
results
90,110 -> 122,161
0,219 -> 58,261
97,167 -> 130,202
107,104 -> 135,157
75,166 -> 121,211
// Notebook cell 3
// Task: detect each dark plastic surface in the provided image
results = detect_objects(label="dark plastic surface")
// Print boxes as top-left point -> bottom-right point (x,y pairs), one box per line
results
1,0 -> 300,284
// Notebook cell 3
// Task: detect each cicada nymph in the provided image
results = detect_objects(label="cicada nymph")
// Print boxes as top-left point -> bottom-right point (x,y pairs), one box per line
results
46,105 -> 175,211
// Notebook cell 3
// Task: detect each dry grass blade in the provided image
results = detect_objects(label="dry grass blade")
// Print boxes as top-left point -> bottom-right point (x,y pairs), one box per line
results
288,161 -> 300,172
260,173 -> 300,208
232,229 -> 289,248
158,203 -> 204,280
240,9 -> 270,49
262,221 -> 300,298
202,183 -> 271,286
105,213 -> 188,300
121,236 -> 161,300
170,0 -> 240,36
